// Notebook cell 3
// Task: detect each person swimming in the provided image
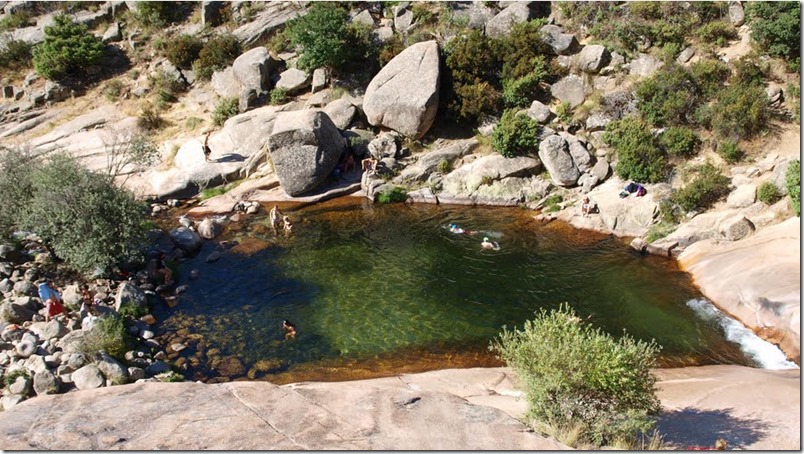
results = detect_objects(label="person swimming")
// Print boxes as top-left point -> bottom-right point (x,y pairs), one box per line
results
449,223 -> 465,234
282,320 -> 297,339
481,237 -> 500,250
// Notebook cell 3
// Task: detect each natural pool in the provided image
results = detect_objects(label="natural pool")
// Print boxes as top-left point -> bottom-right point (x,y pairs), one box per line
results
154,198 -> 768,384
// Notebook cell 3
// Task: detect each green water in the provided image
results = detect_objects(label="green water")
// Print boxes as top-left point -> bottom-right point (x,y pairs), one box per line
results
154,199 -> 753,383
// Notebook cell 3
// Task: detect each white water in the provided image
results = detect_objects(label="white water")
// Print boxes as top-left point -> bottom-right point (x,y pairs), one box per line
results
686,299 -> 799,370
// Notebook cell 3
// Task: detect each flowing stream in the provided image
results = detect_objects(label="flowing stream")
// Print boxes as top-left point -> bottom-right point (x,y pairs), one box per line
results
153,199 -> 792,383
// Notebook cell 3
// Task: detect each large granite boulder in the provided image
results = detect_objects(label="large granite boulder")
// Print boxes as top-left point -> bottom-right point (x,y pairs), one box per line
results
274,68 -> 311,95
73,364 -> 105,390
393,5 -> 414,33
211,67 -> 240,98
323,99 -> 356,130
33,370 -> 60,396
0,300 -> 35,324
232,47 -> 278,97
114,282 -> 147,312
726,184 -> 756,208
729,1 -> 745,26
485,3 -> 534,39
720,215 -> 755,241
441,154 -> 541,197
550,75 -> 587,108
398,139 -> 478,182
170,227 -> 202,254
540,24 -> 579,55
576,44 -> 610,74
363,41 -> 440,139
538,135 -> 580,187
96,352 -> 130,385
564,134 -> 593,173
268,110 -> 346,197
232,2 -> 306,47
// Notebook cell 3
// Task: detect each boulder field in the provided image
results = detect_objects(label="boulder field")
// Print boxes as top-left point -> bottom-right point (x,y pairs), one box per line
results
0,365 -> 797,450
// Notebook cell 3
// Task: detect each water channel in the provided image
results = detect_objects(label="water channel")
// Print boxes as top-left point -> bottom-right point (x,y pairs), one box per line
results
153,198 -> 786,384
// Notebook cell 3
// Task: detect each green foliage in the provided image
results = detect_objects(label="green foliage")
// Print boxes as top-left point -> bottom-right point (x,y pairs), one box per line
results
497,19 -> 552,83
212,96 -> 239,126
33,14 -> 105,81
635,65 -> 698,126
0,10 -> 33,31
377,187 -> 408,204
544,194 -> 563,213
670,162 -> 731,212
3,369 -> 30,387
136,1 -> 184,28
645,222 -> 677,243
269,87 -> 288,105
165,34 -> 203,70
689,58 -> 731,97
717,140 -> 743,164
137,104 -> 165,131
378,34 -> 405,66
502,56 -> 550,109
443,29 -> 502,123
658,126 -> 699,158
745,2 -> 801,61
697,20 -> 738,46
731,56 -> 767,87
266,29 -> 292,54
786,82 -> 800,123
554,101 -> 573,124
16,154 -> 150,274
103,79 -> 124,102
118,302 -> 147,318
195,34 -> 240,80
436,159 -> 450,174
757,181 -> 782,205
0,147 -> 39,237
491,304 -> 661,447
286,3 -> 352,72
603,117 -> 668,183
785,160 -> 800,216
710,83 -> 769,140
79,314 -> 133,361
185,116 -> 203,130
0,39 -> 33,71
491,110 -> 540,158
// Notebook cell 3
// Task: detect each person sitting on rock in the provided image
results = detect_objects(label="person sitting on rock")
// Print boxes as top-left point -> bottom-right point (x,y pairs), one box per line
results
361,156 -> 378,174
203,131 -> 212,162
581,196 -> 596,217
283,320 -> 297,339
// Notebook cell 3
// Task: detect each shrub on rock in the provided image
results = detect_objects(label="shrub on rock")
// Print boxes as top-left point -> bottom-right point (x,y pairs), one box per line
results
658,126 -> 699,158
785,159 -> 800,216
195,33 -> 240,80
165,34 -> 203,70
491,110 -> 540,158
491,304 -> 661,447
603,117 -> 667,183
212,96 -> 239,126
670,162 -> 731,212
286,3 -> 353,72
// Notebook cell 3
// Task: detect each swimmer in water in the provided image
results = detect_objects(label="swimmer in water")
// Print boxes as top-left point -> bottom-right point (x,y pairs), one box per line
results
282,320 -> 297,339
481,237 -> 500,250
449,223 -> 465,234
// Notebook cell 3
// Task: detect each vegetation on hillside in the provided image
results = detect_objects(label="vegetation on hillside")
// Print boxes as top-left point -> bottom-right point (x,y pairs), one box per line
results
33,14 -> 105,81
492,304 -> 661,448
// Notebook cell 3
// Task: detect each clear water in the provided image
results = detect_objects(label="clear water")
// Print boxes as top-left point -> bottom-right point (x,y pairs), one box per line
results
153,199 -> 758,383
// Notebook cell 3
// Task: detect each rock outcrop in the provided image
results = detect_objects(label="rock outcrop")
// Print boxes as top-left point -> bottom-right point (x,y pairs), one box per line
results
363,41 -> 440,139
538,135 -> 580,187
268,110 -> 346,197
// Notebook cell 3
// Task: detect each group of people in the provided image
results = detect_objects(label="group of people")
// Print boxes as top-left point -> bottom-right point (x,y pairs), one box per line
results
37,279 -> 101,330
448,223 -> 500,250
269,205 -> 294,236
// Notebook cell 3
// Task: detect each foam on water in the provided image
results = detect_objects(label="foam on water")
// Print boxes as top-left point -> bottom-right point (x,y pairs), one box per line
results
686,298 -> 799,370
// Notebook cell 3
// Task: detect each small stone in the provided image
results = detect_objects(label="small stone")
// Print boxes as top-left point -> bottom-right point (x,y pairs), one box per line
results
141,329 -> 155,340
16,340 -> 36,358
141,314 -> 157,325
170,343 -> 187,353
145,360 -> 172,376
205,251 -> 221,263
128,367 -> 145,381
189,269 -> 200,280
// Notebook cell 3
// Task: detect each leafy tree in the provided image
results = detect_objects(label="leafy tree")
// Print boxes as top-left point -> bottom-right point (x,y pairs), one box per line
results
496,19 -> 552,83
491,110 -> 540,158
603,117 -> 668,183
635,65 -> 699,127
689,58 -> 730,97
15,154 -> 149,274
491,304 -> 661,447
0,39 -> 33,71
0,146 -> 39,238
443,29 -> 502,123
710,83 -> 769,140
33,14 -> 105,81
785,160 -> 800,216
746,2 -> 800,62
136,1 -> 185,28
285,3 -> 352,72
502,56 -> 550,108
658,126 -> 699,158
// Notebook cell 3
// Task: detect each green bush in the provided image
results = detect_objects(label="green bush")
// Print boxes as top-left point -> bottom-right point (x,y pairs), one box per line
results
697,20 -> 738,46
79,314 -> 133,361
491,304 -> 661,447
11,154 -> 150,274
786,82 -> 800,123
543,193 -> 563,212
0,147 -> 39,238
136,1 -> 185,28
785,160 -> 800,216
118,302 -> 147,318
212,96 -> 239,126
554,101 -> 573,124
443,29 -> 502,123
746,2 -> 800,61
195,33 -> 240,80
285,3 -> 352,72
0,10 -> 33,31
635,65 -> 699,126
436,159 -> 450,174
689,58 -> 730,97
717,140 -> 743,164
756,181 -> 781,205
0,39 -> 33,71
33,14 -> 105,81
269,87 -> 288,105
165,34 -> 203,70
3,369 -> 30,388
670,162 -> 731,212
137,104 -> 165,131
658,126 -> 699,158
603,117 -> 667,183
496,19 -> 552,83
710,83 -> 769,139
103,79 -> 124,102
377,187 -> 408,204
491,110 -> 540,158
731,56 -> 767,87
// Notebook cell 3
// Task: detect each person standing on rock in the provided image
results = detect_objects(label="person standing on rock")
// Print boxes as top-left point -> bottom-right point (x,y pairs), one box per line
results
269,205 -> 283,235
38,279 -> 65,322
203,131 -> 212,162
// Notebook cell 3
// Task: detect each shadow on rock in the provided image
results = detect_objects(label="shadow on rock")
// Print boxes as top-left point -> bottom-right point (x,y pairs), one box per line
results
657,407 -> 770,449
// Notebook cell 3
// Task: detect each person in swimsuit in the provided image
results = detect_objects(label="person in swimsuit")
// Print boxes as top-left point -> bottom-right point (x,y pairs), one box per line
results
203,131 -> 212,162
282,320 -> 297,339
